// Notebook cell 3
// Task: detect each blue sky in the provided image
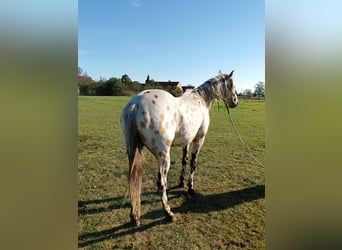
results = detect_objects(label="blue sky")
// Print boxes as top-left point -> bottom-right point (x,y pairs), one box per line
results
78,0 -> 264,91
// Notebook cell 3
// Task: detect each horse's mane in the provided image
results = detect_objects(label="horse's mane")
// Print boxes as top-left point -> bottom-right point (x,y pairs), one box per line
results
192,74 -> 231,107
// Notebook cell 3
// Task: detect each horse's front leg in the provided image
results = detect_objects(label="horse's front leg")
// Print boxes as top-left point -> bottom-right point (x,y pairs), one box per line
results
178,145 -> 189,188
157,150 -> 177,222
188,138 -> 205,195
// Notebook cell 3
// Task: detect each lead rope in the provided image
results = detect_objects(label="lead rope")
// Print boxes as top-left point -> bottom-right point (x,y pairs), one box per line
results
225,104 -> 266,168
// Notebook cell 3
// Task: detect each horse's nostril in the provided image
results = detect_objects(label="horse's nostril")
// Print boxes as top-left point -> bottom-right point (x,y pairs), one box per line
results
230,101 -> 238,108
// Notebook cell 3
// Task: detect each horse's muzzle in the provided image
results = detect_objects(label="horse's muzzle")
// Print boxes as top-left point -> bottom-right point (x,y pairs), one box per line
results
228,101 -> 238,108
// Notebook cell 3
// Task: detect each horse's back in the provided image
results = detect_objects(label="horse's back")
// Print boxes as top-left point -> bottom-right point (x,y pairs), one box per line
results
138,89 -> 176,108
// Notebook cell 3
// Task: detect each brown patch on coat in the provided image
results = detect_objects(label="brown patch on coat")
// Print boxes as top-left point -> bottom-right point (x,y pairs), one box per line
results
180,115 -> 184,124
154,95 -> 158,99
150,119 -> 155,129
164,124 -> 169,134
159,121 -> 168,134
193,131 -> 205,142
150,146 -> 158,155
140,121 -> 146,129
152,100 -> 156,105
174,130 -> 182,139
162,158 -> 168,168
151,138 -> 156,146
158,151 -> 167,158
165,139 -> 171,147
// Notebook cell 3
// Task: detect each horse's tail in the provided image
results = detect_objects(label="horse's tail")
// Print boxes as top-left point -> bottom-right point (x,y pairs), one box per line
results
120,103 -> 143,226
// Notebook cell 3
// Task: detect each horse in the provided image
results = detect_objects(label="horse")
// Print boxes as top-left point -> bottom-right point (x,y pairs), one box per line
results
120,70 -> 238,226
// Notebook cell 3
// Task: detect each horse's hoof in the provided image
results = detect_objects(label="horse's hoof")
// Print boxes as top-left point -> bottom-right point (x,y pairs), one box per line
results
188,188 -> 195,195
170,214 -> 177,222
130,216 -> 141,227
166,213 -> 177,222
177,181 -> 185,188
131,219 -> 140,227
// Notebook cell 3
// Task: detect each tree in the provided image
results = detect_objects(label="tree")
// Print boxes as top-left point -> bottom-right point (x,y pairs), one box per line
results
144,79 -> 162,90
254,81 -> 265,99
121,74 -> 132,86
78,67 -> 94,95
242,89 -> 253,99
105,77 -> 122,95
169,87 -> 183,97
78,67 -> 84,75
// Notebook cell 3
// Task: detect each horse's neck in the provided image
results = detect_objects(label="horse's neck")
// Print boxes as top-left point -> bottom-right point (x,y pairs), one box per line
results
193,79 -> 223,109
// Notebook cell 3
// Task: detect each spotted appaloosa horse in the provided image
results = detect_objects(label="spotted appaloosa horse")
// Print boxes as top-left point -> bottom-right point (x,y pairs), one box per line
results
120,70 -> 238,226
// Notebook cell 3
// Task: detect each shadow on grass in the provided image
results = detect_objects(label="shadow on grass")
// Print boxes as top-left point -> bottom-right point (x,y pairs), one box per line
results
78,193 -> 167,248
78,185 -> 264,248
78,218 -> 169,248
78,192 -> 159,216
78,196 -> 130,215
173,184 -> 265,214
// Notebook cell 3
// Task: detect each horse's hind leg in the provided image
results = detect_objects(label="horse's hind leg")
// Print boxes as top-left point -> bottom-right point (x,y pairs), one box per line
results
188,138 -> 205,195
178,145 -> 189,188
157,150 -> 177,222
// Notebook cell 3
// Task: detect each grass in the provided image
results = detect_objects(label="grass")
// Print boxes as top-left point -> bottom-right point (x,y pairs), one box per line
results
78,96 -> 265,249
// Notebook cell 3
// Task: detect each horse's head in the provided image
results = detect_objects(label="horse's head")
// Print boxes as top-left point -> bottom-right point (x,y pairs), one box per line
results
219,70 -> 238,108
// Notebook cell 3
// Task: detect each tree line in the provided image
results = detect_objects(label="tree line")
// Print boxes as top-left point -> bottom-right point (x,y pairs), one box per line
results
240,82 -> 265,99
78,67 -> 265,98
78,67 -> 183,97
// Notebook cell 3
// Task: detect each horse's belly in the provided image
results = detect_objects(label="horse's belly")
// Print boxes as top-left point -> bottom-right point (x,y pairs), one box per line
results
171,124 -> 199,146
172,135 -> 192,147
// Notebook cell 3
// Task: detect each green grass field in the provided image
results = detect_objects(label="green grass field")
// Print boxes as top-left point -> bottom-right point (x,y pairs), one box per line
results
78,96 -> 265,249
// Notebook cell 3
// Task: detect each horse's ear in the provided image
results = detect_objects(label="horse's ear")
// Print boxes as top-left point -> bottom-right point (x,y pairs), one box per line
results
228,70 -> 234,78
218,69 -> 223,75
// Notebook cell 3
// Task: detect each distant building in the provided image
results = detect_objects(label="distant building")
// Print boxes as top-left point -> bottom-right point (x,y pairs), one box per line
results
143,75 -> 195,94
182,85 -> 195,92
145,74 -> 150,84
158,81 -> 182,90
